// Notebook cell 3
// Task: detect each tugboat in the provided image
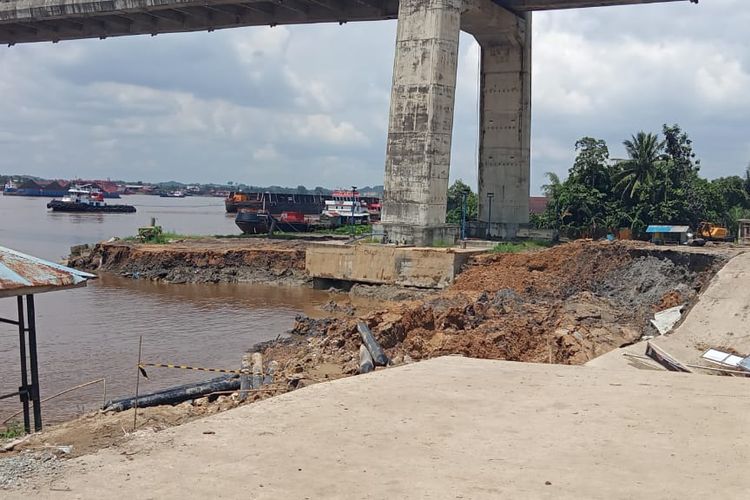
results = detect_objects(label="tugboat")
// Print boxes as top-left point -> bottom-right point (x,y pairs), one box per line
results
159,190 -> 186,198
47,187 -> 136,213
2,179 -> 18,195
320,190 -> 370,227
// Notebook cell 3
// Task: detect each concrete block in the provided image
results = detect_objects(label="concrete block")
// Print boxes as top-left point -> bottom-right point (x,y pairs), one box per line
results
306,242 -> 478,289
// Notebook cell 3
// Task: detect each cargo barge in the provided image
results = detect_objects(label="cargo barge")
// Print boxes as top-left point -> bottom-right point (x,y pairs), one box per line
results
235,211 -> 312,234
225,191 -> 380,220
4,179 -> 121,198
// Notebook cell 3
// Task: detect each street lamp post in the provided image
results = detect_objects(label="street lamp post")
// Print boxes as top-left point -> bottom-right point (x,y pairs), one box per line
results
461,192 -> 467,240
487,192 -> 494,239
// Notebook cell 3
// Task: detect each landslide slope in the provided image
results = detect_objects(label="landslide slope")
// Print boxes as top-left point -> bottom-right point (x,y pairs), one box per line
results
274,241 -> 722,381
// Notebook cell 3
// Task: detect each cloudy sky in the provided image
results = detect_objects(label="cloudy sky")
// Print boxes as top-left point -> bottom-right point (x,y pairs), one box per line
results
0,0 -> 748,194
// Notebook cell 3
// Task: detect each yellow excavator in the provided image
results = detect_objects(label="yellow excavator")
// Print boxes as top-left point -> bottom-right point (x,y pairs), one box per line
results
690,222 -> 731,245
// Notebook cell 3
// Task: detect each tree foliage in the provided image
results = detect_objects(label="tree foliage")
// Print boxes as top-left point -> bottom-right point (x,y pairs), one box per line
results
446,180 -> 477,224
534,124 -> 750,239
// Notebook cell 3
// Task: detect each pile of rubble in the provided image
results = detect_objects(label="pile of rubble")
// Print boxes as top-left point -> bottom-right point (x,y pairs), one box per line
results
262,241 -> 722,383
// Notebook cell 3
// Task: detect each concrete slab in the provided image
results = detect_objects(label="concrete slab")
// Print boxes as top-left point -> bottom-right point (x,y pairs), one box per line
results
17,356 -> 750,498
306,242 -> 484,288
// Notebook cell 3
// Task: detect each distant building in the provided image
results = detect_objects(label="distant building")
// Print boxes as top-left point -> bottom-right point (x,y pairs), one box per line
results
529,196 -> 549,215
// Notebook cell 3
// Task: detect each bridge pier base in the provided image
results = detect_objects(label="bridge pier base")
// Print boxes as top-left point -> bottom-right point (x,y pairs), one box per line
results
380,0 -> 462,246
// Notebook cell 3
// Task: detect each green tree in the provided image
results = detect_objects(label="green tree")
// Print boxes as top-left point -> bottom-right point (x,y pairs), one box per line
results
569,137 -> 611,192
446,180 -> 477,223
615,131 -> 664,201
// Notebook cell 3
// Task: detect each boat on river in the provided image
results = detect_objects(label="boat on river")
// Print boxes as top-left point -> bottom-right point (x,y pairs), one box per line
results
160,190 -> 186,198
320,191 -> 371,227
47,187 -> 136,213
225,190 -> 381,217
235,210 -> 311,234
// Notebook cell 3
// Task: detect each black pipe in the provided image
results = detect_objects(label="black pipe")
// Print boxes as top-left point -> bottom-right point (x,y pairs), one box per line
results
16,296 -> 30,434
357,322 -> 389,366
103,375 -> 240,412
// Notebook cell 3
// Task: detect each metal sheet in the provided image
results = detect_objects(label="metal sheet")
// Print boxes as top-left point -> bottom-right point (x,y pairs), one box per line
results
702,349 -> 744,367
646,225 -> 690,234
0,245 -> 95,297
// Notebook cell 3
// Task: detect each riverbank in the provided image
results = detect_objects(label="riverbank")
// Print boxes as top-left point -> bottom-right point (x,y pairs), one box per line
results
2,240 -> 736,478
69,238 -> 311,286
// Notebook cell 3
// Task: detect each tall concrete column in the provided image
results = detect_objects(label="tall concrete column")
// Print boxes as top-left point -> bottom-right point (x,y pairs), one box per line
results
381,0 -> 463,246
464,2 -> 531,238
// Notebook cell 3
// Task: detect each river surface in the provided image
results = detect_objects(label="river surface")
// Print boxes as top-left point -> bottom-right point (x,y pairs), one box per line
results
0,194 -> 331,424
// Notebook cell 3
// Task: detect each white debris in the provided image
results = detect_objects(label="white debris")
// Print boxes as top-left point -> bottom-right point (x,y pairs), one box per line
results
650,304 -> 685,335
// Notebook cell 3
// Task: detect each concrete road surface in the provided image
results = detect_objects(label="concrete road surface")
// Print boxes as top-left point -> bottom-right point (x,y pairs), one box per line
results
14,356 -> 750,499
590,250 -> 750,371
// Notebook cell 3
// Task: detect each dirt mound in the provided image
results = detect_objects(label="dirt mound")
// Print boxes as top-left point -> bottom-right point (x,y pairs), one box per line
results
267,241 -> 721,376
452,240 -> 631,297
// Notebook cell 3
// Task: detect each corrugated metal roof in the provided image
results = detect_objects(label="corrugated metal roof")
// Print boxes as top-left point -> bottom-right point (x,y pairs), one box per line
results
0,246 -> 95,298
645,225 -> 690,234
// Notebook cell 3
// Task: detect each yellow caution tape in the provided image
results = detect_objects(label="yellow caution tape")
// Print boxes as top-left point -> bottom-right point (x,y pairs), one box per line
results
138,363 -> 244,378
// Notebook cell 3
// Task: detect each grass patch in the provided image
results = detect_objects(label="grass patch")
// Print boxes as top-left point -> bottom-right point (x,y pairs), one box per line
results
140,232 -> 203,244
490,240 -> 552,254
1,422 -> 24,439
430,240 -> 454,248
325,225 -> 373,236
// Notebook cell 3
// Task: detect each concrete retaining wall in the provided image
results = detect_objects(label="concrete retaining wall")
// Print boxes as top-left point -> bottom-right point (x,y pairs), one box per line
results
305,243 -> 484,289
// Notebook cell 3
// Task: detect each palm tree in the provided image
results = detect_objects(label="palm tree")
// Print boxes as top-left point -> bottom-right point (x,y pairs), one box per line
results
541,172 -> 561,198
615,132 -> 665,200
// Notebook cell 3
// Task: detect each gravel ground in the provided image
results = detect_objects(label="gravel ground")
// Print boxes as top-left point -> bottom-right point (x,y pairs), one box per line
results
0,450 -> 65,490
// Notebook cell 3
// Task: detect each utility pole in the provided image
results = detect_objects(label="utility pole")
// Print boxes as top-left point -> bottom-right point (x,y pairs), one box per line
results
351,185 -> 357,238
487,192 -> 494,239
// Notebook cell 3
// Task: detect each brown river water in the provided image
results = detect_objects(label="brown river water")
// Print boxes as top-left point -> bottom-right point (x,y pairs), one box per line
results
0,195 -> 332,424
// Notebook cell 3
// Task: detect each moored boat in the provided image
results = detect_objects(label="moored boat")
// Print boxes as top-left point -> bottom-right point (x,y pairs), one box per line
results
2,180 -> 18,195
235,210 -> 272,234
234,210 -> 312,234
47,187 -> 136,213
160,190 -> 186,198
320,191 -> 370,227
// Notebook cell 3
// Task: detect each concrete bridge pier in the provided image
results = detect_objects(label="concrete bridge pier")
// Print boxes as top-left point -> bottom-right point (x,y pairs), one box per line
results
464,2 -> 532,239
380,0 -> 463,246
381,0 -> 531,245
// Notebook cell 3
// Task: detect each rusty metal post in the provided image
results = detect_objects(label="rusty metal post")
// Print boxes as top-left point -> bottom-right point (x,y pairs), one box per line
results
133,335 -> 143,431
16,296 -> 30,434
25,295 -> 42,431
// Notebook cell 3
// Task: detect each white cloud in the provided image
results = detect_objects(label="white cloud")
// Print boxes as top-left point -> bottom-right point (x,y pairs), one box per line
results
253,144 -> 280,161
292,114 -> 369,147
0,0 -> 747,194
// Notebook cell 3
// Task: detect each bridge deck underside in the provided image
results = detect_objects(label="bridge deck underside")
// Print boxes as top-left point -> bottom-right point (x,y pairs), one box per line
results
0,0 -> 687,45
0,0 -> 401,44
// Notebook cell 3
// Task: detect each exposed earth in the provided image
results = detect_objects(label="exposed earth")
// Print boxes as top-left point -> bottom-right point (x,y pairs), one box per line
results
69,238 -> 310,285
2,239 -> 741,492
